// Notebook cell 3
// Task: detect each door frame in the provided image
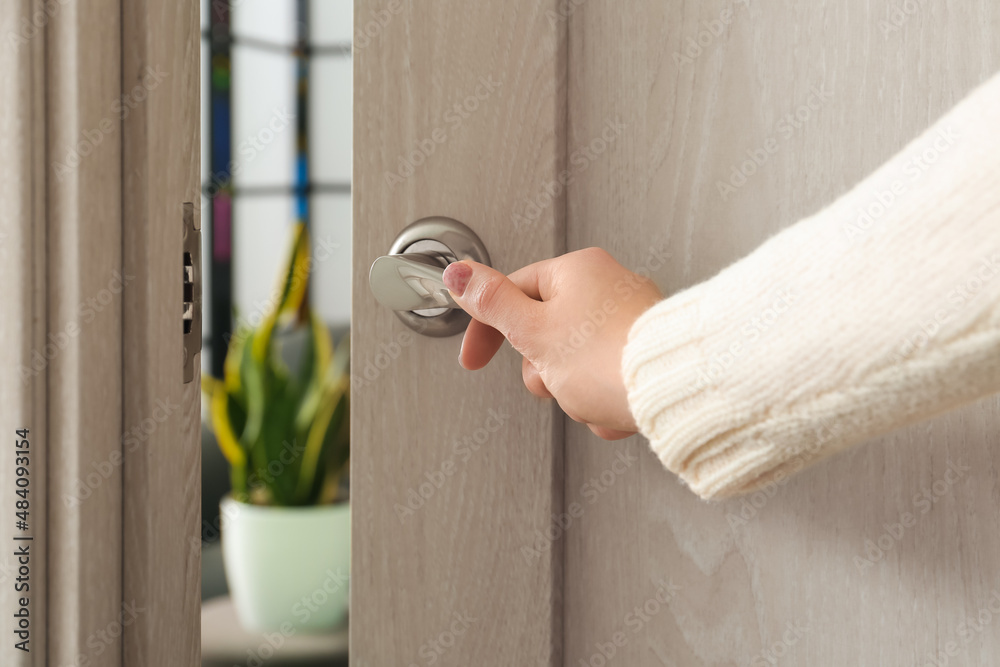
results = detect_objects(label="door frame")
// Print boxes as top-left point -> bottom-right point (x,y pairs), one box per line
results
0,0 -> 201,665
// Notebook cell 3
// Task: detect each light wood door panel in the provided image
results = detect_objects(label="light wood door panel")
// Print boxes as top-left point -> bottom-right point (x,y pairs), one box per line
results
0,1 -> 48,664
121,0 -> 202,664
565,1 -> 1000,665
352,1 -> 566,664
46,2 -> 124,665
0,0 -> 199,664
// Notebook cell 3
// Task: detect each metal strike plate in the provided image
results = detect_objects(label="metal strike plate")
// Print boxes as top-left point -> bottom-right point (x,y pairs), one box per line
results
182,202 -> 202,383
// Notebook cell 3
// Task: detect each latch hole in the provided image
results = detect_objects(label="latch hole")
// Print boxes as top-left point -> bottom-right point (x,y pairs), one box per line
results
183,251 -> 195,334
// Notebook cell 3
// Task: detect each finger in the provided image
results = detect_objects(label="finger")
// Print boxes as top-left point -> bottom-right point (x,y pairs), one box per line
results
588,424 -> 636,441
522,357 -> 552,398
443,260 -> 540,347
506,258 -> 559,301
459,262 -> 551,370
459,318 -> 504,370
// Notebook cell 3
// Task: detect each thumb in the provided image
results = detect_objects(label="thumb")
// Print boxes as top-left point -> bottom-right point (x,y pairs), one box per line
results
442,260 -> 538,340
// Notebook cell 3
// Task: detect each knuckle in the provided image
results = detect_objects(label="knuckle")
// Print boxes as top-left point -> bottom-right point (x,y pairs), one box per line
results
470,275 -> 505,318
579,246 -> 613,263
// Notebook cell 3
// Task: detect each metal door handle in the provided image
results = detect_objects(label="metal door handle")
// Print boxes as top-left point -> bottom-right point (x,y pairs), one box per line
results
369,252 -> 457,311
369,217 -> 490,337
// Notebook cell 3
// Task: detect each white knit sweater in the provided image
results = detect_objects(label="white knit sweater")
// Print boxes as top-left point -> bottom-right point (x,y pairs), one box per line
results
622,71 -> 1000,500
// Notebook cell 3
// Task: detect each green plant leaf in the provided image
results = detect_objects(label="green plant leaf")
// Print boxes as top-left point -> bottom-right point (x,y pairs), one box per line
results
295,375 -> 347,504
321,392 -> 350,503
202,224 -> 350,507
204,378 -> 248,498
294,312 -> 334,434
252,223 -> 311,365
255,382 -> 303,505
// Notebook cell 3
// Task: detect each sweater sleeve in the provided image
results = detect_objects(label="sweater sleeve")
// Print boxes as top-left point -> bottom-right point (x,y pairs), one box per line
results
622,71 -> 1000,501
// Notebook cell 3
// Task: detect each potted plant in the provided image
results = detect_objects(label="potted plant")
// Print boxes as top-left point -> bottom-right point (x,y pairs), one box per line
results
202,223 -> 350,633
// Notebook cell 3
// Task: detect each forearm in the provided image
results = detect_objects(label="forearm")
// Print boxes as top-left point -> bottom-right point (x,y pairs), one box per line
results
623,71 -> 1000,500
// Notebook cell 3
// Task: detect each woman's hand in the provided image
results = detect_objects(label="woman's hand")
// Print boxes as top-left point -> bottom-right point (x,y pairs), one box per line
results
442,248 -> 662,440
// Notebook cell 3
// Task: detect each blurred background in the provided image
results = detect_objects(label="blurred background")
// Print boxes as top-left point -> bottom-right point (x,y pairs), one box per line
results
199,2 -> 353,665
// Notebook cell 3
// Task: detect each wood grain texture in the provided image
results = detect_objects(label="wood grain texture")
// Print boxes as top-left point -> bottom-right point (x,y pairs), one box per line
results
565,1 -> 1000,665
121,0 -> 202,664
45,1 -> 124,665
0,1 -> 47,664
351,0 -> 566,664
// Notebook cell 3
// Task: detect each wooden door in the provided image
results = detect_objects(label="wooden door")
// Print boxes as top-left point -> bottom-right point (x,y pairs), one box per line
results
564,2 -> 1000,665
352,1 -> 566,664
354,1 -> 1000,665
0,0 -> 200,665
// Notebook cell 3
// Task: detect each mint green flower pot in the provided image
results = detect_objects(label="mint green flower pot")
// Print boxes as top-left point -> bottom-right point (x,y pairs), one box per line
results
221,496 -> 350,634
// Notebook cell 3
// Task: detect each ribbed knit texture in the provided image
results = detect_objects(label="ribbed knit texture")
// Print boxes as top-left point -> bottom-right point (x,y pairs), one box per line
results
623,72 -> 1000,500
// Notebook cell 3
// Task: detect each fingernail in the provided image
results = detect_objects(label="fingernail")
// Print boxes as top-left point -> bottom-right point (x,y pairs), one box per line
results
443,262 -> 472,296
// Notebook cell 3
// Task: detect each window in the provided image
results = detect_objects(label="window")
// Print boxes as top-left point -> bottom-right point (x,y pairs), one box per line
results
201,0 -> 352,376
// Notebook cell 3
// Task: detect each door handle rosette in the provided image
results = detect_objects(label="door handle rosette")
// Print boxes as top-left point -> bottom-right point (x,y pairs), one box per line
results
369,217 -> 490,337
